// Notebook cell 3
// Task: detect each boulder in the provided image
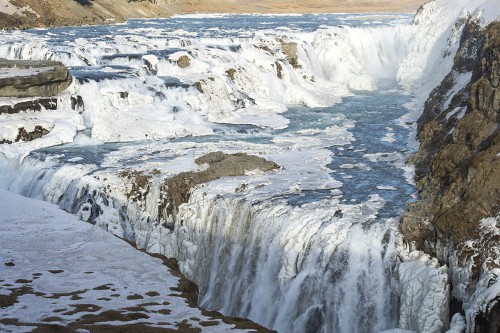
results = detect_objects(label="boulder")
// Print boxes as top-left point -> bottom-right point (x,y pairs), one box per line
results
176,55 -> 191,68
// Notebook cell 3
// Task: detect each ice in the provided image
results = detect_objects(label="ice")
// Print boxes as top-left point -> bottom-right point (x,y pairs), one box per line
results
398,261 -> 450,333
0,13 -> 417,158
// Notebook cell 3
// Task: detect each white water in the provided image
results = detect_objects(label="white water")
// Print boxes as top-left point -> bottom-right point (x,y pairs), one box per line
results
0,1 -> 499,333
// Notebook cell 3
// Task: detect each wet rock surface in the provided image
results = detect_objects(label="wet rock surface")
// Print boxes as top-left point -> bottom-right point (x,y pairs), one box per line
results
0,59 -> 72,97
402,21 -> 500,331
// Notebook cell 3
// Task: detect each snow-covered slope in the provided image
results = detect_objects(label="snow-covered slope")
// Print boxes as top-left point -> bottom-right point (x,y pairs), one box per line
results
0,189 -> 270,332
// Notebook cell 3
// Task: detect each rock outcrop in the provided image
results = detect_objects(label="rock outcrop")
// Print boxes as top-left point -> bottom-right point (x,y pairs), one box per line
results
160,152 -> 279,222
0,59 -> 72,97
401,21 -> 500,331
280,41 -> 300,68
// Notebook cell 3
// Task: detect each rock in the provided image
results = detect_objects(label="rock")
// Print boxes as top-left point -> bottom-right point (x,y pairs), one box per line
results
0,59 -> 72,97
0,97 -> 58,114
280,41 -> 300,68
1,125 -> 51,144
226,68 -> 236,80
402,20 -> 499,260
401,21 -> 500,332
194,81 -> 204,93
275,61 -> 283,79
176,55 -> 191,68
159,152 -> 279,220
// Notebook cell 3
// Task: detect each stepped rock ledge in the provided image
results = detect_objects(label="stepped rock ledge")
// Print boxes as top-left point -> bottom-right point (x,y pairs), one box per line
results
0,58 -> 72,97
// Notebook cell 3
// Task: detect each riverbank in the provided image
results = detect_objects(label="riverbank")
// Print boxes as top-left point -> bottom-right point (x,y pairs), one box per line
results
0,0 -> 425,30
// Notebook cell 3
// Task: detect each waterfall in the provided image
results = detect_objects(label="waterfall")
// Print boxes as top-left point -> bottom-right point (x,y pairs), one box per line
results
1,3 -> 498,333
171,193 -> 400,332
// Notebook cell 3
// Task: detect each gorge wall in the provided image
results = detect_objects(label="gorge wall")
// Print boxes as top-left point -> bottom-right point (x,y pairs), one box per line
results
401,21 -> 499,332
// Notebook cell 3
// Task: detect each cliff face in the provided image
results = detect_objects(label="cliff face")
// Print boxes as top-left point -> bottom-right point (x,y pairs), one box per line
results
401,21 -> 499,330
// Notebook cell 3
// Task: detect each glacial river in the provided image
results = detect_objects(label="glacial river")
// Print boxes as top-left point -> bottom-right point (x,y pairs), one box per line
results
0,14 -> 420,333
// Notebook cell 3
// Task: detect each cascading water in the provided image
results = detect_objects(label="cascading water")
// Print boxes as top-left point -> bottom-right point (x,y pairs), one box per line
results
1,4 -> 496,332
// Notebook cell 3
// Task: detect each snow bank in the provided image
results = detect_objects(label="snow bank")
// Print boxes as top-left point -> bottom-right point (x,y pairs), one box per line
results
0,189 -> 254,332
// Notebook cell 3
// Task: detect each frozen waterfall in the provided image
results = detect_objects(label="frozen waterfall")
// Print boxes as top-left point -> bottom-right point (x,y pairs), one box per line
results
0,1 -> 499,333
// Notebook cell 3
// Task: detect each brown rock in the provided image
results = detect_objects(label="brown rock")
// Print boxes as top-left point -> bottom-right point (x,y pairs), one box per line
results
0,59 -> 72,97
401,21 -> 500,332
226,68 -> 236,80
159,152 -> 279,221
280,41 -> 300,68
176,55 -> 191,68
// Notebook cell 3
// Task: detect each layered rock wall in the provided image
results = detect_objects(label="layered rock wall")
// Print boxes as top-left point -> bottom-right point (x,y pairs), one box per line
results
401,21 -> 499,331
0,59 -> 72,97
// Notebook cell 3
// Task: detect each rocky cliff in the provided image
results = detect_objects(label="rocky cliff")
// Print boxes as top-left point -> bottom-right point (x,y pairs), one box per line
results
401,21 -> 499,331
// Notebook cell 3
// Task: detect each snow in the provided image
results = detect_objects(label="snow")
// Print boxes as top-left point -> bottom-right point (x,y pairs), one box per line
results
0,189 -> 253,333
0,0 -> 39,18
0,108 -> 85,160
397,0 -> 499,108
0,66 -> 56,79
